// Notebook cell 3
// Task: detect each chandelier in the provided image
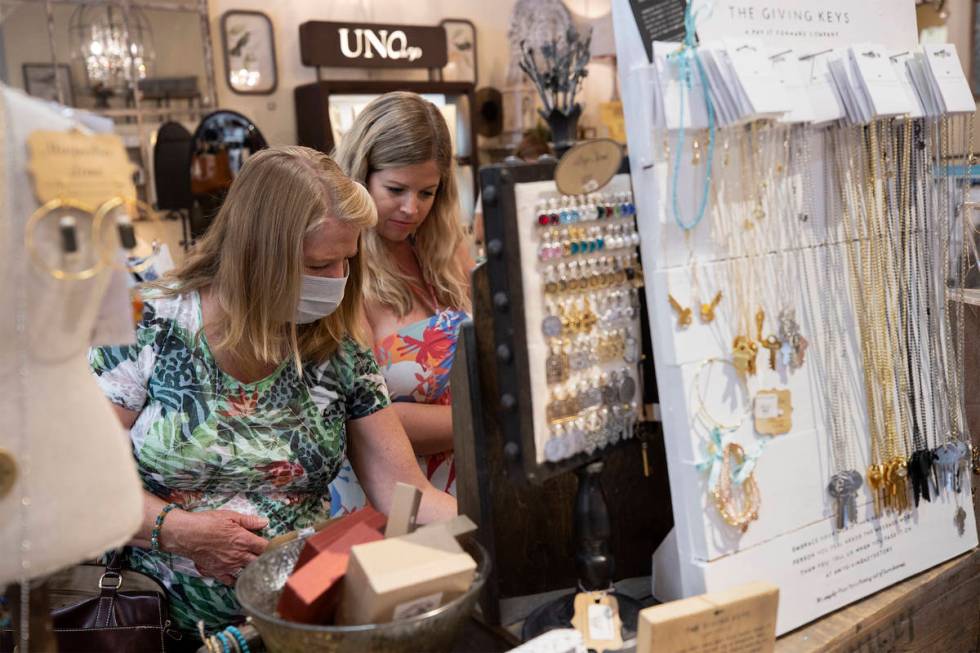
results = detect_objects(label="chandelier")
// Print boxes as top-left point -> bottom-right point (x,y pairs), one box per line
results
69,3 -> 155,93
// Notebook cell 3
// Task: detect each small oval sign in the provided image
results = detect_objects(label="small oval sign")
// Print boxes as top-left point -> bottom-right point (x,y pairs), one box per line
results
554,139 -> 624,196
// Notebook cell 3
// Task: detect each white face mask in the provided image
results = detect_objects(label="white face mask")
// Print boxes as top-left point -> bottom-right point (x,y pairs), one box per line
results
295,272 -> 348,324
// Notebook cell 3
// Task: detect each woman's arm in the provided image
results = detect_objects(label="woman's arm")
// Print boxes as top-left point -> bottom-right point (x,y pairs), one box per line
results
390,403 -> 454,455
347,406 -> 456,524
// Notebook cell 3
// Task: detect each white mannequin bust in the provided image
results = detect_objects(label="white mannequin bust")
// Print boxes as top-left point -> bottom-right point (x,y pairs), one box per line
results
0,86 -> 142,585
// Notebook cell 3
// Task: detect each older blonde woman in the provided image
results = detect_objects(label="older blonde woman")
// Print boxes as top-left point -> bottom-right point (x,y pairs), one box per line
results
333,92 -> 473,499
88,146 -> 455,637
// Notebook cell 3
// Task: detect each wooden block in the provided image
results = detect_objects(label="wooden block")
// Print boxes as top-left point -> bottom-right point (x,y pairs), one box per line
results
385,482 -> 422,538
294,507 -> 386,571
415,514 -> 478,539
339,525 -> 477,625
637,582 -> 779,653
277,522 -> 383,624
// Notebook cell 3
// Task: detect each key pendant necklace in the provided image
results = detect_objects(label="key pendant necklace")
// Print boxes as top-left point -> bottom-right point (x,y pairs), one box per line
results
819,127 -> 863,529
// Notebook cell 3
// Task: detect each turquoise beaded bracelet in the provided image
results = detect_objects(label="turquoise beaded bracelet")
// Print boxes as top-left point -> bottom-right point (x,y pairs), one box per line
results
150,502 -> 179,553
226,626 -> 251,653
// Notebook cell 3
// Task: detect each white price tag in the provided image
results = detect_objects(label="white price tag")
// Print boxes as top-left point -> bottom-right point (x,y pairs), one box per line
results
755,394 -> 780,420
587,604 -> 617,642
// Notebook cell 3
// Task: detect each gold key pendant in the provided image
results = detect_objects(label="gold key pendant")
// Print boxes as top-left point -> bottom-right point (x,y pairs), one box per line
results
867,464 -> 883,516
700,291 -> 723,323
762,335 -> 781,370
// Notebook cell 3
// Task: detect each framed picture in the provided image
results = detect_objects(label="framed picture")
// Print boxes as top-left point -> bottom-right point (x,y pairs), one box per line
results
220,10 -> 278,95
22,63 -> 74,105
440,19 -> 477,84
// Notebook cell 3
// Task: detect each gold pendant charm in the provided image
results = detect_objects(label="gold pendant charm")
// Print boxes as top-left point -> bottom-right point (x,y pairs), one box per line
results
867,464 -> 883,516
732,336 -> 758,375
700,291 -> 723,323
668,294 -> 692,328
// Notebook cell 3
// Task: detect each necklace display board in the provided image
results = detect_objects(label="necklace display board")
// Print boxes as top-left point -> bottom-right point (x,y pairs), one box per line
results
612,0 -> 978,635
451,159 -> 670,628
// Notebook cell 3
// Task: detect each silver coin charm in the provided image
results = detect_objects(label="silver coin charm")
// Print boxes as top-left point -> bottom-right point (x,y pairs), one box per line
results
542,315 -> 563,338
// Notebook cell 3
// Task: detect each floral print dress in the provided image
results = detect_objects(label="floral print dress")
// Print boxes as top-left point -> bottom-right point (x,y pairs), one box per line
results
88,290 -> 389,631
328,309 -> 467,510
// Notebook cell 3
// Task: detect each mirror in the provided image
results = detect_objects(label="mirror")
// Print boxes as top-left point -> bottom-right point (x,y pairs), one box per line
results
189,110 -> 268,236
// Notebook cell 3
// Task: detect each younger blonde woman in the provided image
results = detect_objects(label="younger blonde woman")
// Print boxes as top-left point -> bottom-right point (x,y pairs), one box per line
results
334,92 -> 472,499
89,146 -> 454,639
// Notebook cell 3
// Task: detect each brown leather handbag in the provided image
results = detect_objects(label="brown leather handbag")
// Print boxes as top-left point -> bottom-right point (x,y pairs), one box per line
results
1,552 -> 175,653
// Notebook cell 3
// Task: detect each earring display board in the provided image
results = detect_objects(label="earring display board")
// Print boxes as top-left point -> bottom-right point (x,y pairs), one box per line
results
478,161 -> 648,482
453,160 -> 669,625
612,0 -> 978,636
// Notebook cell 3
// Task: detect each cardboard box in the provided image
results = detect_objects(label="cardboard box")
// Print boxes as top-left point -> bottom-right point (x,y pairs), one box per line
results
636,582 -> 779,653
294,507 -> 386,571
277,522 -> 383,624
338,524 -> 477,625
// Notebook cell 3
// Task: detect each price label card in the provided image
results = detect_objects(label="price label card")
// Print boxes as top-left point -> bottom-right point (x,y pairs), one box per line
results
754,389 -> 792,435
571,592 -> 623,653
27,130 -> 136,211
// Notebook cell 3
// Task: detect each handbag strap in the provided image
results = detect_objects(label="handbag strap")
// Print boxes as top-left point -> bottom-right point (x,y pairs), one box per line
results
94,550 -> 125,628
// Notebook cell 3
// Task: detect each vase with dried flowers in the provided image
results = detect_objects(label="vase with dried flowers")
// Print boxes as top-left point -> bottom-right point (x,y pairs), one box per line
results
518,25 -> 592,155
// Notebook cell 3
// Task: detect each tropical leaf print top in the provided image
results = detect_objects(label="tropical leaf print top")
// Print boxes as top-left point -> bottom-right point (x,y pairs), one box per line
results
88,289 -> 390,631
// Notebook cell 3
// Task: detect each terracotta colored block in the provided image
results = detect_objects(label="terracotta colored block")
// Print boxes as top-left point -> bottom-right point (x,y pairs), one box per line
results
277,522 -> 384,624
294,507 -> 387,571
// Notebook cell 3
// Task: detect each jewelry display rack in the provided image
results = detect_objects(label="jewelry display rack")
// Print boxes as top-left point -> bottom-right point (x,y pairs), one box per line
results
612,0 -> 978,635
451,159 -> 670,635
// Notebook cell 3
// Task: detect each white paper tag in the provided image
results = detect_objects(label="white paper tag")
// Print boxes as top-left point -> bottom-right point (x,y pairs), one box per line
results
802,50 -> 845,124
724,40 -> 789,119
754,394 -> 780,420
392,592 -> 443,620
924,44 -> 975,114
771,50 -> 815,124
587,604 -> 616,642
850,44 -> 911,118
890,52 -> 926,119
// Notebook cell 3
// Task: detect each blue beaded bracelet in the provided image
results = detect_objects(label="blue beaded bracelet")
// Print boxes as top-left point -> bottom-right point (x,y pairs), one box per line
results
226,626 -> 251,653
150,502 -> 179,553
215,631 -> 231,653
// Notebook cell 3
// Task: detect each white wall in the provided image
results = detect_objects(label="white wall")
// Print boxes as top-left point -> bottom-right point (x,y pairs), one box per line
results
206,0 -> 616,146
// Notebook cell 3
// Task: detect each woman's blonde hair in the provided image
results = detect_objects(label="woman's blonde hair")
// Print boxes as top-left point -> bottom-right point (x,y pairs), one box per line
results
154,145 -> 377,367
333,91 -> 471,317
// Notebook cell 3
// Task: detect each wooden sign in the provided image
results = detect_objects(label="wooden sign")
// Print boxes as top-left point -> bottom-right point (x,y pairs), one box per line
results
554,139 -> 624,196
27,131 -> 136,211
637,582 -> 779,653
299,21 -> 447,69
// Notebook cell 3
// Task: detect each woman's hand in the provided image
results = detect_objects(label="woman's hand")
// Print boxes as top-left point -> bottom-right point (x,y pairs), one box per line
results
160,509 -> 269,586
